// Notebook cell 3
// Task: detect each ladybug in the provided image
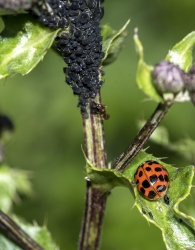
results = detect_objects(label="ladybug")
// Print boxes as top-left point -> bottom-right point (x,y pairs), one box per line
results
134,160 -> 169,201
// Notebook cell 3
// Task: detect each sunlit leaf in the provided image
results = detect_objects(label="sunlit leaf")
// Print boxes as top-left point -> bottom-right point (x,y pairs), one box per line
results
0,165 -> 32,212
166,31 -> 195,71
134,29 -> 163,103
0,14 -> 60,79
102,20 -> 130,66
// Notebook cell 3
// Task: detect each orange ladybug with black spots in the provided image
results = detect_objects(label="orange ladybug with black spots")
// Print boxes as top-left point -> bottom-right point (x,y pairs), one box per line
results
134,160 -> 169,202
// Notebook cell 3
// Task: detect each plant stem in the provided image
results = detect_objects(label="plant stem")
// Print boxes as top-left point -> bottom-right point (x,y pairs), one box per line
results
78,93 -> 108,250
112,102 -> 172,171
0,210 -> 44,250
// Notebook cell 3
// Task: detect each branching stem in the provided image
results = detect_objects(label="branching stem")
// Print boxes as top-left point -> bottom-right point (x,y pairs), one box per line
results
112,102 -> 172,171
78,93 -> 108,250
0,210 -> 44,250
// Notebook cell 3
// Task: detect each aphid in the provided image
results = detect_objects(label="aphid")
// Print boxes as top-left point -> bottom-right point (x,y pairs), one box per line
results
84,0 -> 97,9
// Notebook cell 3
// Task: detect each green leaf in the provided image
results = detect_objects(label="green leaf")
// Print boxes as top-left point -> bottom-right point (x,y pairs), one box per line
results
101,20 -> 130,66
0,216 -> 59,250
0,164 -> 58,249
86,150 -> 195,249
0,165 -> 32,212
0,14 -> 60,79
166,31 -> 195,71
86,159 -> 130,193
134,29 -> 163,103
123,150 -> 195,250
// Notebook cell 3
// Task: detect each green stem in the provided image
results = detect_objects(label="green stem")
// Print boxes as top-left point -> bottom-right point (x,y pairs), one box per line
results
112,102 -> 172,171
0,210 -> 44,250
78,93 -> 108,250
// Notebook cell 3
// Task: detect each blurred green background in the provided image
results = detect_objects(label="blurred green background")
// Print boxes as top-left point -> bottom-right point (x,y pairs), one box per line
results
1,0 -> 195,249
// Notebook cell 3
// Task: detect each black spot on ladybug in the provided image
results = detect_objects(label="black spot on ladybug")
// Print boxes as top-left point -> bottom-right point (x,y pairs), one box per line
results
136,179 -> 139,184
148,212 -> 153,219
149,174 -> 158,184
154,167 -> 162,172
157,185 -> 166,192
145,167 -> 151,171
147,161 -> 154,166
164,195 -> 169,205
148,190 -> 156,199
138,171 -> 143,177
158,174 -> 164,182
142,180 -> 150,188
140,187 -> 145,195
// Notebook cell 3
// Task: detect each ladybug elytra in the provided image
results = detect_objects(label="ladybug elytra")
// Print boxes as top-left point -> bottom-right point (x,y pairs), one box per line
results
134,160 -> 169,201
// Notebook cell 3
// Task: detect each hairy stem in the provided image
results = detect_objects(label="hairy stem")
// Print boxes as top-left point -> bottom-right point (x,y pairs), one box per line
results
78,93 -> 108,250
112,102 -> 172,171
0,210 -> 44,250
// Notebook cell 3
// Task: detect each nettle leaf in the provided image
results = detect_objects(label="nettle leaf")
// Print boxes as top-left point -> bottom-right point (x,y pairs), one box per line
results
0,165 -> 32,212
101,20 -> 130,66
123,151 -> 195,250
86,150 -> 195,249
134,29 -> 163,103
85,158 -> 131,193
166,31 -> 195,72
0,216 -> 58,250
0,165 -> 58,249
0,14 -> 60,79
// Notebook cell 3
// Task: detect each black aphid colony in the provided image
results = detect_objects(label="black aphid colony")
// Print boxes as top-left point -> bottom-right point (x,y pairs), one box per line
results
32,0 -> 105,117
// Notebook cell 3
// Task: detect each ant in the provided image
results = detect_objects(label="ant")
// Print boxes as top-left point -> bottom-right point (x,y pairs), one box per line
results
90,101 -> 110,120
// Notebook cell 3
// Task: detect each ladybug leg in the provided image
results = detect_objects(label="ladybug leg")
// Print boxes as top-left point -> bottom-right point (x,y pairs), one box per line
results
164,194 -> 169,205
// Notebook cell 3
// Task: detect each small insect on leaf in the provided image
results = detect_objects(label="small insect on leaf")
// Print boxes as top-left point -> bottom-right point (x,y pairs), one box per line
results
134,160 -> 169,201
84,0 -> 96,8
